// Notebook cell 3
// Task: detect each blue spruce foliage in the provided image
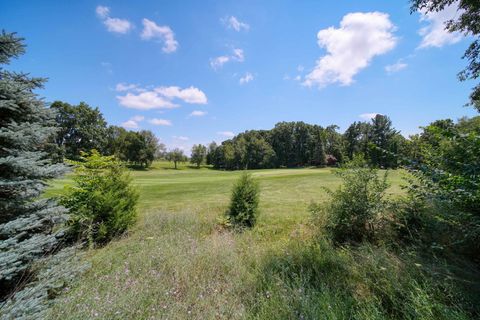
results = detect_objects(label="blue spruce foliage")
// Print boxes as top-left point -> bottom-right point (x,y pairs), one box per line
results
0,31 -> 69,302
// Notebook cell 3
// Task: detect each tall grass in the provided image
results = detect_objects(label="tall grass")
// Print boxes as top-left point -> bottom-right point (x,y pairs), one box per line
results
46,164 -> 479,319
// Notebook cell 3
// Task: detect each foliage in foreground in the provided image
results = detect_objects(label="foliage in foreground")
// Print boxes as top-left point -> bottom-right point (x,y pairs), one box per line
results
0,31 -> 68,301
1,247 -> 89,320
60,150 -> 138,246
250,239 -> 477,320
227,172 -> 260,228
311,158 -> 390,244
406,117 -> 480,260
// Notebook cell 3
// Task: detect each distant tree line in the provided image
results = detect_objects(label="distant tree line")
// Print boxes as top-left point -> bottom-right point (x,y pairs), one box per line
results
200,114 -> 406,170
51,101 -> 162,167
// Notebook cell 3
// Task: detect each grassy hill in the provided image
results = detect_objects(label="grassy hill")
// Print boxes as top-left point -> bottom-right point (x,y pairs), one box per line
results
48,162 -> 480,319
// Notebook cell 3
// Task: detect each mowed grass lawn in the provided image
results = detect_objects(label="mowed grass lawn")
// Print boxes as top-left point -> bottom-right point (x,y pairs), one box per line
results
47,162 -> 405,319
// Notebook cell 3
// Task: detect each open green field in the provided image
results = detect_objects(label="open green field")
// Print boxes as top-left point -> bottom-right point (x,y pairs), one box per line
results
47,162 -> 407,319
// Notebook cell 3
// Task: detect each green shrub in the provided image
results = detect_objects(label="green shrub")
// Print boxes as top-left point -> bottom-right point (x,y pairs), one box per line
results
60,150 -> 139,246
311,161 -> 389,244
226,172 -> 260,228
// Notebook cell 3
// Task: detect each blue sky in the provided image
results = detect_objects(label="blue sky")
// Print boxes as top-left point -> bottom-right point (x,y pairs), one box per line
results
2,0 -> 477,151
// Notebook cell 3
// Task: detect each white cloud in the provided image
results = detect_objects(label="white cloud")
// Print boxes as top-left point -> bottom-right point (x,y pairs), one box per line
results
210,48 -> 244,70
223,16 -> 250,32
297,65 -> 305,72
141,18 -> 178,53
96,6 -> 110,19
116,83 -> 138,92
210,56 -> 230,69
304,12 -> 397,88
104,17 -> 132,34
121,115 -> 145,129
155,86 -> 207,104
117,92 -> 177,110
96,6 -> 132,34
149,118 -> 172,126
239,72 -> 254,84
359,113 -> 381,120
418,2 -> 463,49
173,135 -> 189,141
117,84 -> 207,110
217,131 -> 235,137
232,48 -> 244,62
189,110 -> 207,117
385,60 -> 408,73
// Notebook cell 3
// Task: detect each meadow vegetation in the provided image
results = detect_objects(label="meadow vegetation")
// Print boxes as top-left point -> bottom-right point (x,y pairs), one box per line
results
2,1 -> 480,316
43,162 -> 480,319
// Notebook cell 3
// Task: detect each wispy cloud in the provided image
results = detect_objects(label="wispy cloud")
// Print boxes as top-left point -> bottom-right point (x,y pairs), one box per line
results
239,72 -> 254,84
189,110 -> 207,117
210,48 -> 244,70
304,12 -> 397,88
222,16 -> 250,32
149,118 -> 172,126
141,18 -> 178,53
385,60 -> 408,73
116,83 -> 139,92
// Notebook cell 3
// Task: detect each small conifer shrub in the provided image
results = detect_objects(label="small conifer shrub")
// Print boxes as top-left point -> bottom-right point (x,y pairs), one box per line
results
61,150 -> 139,246
226,172 -> 260,228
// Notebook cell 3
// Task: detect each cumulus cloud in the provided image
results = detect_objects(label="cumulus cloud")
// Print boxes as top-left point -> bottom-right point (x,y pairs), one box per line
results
222,16 -> 250,32
96,5 -> 132,34
217,131 -> 235,138
418,2 -> 463,49
149,118 -> 172,126
155,86 -> 207,104
121,115 -> 145,129
385,60 -> 408,73
141,18 -> 178,53
359,113 -> 381,120
210,48 -> 244,70
189,110 -> 207,117
117,84 -> 207,110
239,72 -> 254,84
117,92 -> 177,110
304,12 -> 397,88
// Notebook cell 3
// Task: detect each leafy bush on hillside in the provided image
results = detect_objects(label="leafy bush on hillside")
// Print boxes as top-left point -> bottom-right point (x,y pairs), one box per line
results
404,117 -> 480,260
226,172 -> 260,228
60,150 -> 138,246
311,159 -> 390,244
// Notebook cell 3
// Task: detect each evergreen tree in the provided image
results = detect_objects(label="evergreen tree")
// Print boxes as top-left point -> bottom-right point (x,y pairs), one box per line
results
0,32 -> 68,299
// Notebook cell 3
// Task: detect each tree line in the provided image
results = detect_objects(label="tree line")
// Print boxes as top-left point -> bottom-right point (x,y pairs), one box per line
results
50,101 -> 164,167
191,114 -> 406,170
